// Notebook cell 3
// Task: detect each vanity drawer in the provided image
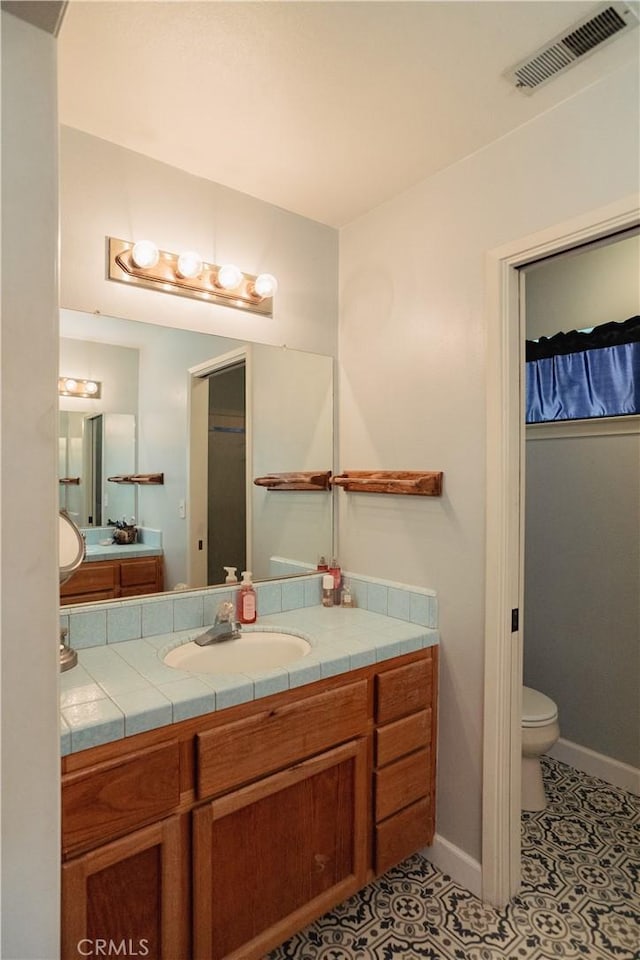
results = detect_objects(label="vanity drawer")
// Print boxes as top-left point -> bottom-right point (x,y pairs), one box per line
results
374,747 -> 431,822
120,556 -> 161,588
62,740 -> 180,856
376,709 -> 431,768
375,656 -> 432,725
375,796 -> 432,875
60,560 -> 118,597
197,680 -> 368,799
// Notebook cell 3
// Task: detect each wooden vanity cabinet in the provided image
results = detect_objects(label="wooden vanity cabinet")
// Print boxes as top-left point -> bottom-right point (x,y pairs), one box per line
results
61,814 -> 189,960
194,740 -> 368,960
60,555 -> 164,605
373,657 -> 437,874
61,647 -> 438,960
61,740 -> 189,960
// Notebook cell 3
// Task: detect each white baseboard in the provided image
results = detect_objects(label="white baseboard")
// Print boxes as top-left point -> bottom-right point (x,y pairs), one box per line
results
548,738 -> 640,795
419,834 -> 482,899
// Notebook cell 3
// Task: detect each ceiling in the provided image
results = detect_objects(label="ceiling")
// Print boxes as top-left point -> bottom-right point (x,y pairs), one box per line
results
57,1 -> 639,227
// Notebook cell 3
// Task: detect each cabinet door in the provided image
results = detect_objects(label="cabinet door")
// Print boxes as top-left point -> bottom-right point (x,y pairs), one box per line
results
61,814 -> 188,960
120,556 -> 164,596
193,739 -> 368,960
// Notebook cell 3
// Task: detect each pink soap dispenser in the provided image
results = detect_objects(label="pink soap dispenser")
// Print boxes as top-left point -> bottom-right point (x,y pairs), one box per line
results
237,570 -> 257,624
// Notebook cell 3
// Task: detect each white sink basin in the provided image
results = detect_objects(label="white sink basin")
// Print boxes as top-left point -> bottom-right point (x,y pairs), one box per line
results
163,630 -> 311,674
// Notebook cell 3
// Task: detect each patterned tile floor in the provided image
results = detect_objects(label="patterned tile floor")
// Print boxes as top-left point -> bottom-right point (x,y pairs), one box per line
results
268,757 -> 640,959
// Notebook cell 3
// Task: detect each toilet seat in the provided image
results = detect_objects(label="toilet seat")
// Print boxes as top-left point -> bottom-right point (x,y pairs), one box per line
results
522,686 -> 558,727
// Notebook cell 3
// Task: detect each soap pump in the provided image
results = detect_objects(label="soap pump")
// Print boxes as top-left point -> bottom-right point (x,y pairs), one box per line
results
223,566 -> 238,584
237,571 -> 257,624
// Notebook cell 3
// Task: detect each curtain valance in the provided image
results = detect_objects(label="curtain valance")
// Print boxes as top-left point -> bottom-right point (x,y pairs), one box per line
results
526,316 -> 640,423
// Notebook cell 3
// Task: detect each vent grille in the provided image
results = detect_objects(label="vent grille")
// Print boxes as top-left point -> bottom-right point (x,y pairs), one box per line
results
506,2 -> 639,94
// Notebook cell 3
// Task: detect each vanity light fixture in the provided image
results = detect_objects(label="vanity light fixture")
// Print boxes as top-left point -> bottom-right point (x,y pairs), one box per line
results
176,250 -> 203,280
58,377 -> 102,399
108,237 -> 277,316
131,239 -> 160,269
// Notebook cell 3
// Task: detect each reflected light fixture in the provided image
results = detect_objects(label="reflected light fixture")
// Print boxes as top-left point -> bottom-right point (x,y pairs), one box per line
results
107,237 -> 277,317
59,377 -> 102,399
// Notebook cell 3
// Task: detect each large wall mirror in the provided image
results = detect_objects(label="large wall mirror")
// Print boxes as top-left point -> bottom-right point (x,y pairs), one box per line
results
59,309 -> 334,595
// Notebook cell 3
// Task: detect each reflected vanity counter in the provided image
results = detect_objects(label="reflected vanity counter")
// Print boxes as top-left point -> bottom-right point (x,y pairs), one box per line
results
60,526 -> 164,606
59,573 -> 439,755
81,524 -> 162,559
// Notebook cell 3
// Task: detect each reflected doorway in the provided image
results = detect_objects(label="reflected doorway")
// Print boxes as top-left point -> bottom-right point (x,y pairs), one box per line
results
188,347 -> 250,588
206,362 -> 247,583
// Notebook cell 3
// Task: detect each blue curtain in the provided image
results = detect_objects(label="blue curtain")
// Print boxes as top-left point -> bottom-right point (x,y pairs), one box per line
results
525,316 -> 640,424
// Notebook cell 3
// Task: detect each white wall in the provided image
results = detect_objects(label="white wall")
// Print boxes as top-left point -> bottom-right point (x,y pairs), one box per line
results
60,127 -> 339,358
339,61 -> 640,869
526,233 -> 640,339
0,12 -> 60,959
525,429 -> 640,767
251,344 -> 334,573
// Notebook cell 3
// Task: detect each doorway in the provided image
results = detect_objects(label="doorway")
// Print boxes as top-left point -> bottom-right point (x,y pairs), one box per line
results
482,195 -> 639,907
86,413 -> 103,526
521,231 -> 639,793
206,362 -> 247,584
188,347 -> 250,588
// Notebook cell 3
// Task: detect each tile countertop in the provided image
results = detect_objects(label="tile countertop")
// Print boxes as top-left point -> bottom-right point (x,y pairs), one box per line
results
60,605 -> 439,756
83,543 -> 163,562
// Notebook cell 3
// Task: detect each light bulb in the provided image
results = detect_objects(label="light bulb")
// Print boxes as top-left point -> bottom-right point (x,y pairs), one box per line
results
85,381 -> 99,395
131,240 -> 159,269
216,264 -> 242,290
64,379 -> 77,392
252,273 -> 278,299
176,251 -> 203,280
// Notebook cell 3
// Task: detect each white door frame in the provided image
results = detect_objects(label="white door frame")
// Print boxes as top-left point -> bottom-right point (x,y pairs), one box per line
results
187,346 -> 253,587
482,193 -> 640,907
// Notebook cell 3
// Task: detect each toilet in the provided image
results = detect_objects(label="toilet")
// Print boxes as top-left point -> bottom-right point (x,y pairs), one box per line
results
521,686 -> 560,811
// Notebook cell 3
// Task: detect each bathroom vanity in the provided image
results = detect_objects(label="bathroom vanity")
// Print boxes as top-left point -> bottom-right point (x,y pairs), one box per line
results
60,554 -> 164,605
60,644 -> 437,960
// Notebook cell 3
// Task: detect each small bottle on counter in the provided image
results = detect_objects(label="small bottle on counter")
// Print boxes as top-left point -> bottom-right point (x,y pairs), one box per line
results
341,581 -> 354,607
317,555 -> 329,571
329,557 -> 342,605
237,571 -> 257,624
322,574 -> 334,607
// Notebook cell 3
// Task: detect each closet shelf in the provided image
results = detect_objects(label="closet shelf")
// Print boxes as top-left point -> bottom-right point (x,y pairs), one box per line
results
331,470 -> 443,497
253,471 -> 332,491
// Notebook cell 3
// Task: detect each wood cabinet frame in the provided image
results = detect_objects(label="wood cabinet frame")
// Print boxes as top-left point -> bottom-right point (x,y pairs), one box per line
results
61,815 -> 188,960
61,646 -> 438,959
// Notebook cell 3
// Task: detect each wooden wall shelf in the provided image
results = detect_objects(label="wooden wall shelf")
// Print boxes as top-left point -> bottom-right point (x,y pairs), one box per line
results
107,473 -> 164,485
253,471 -> 332,491
331,471 -> 443,497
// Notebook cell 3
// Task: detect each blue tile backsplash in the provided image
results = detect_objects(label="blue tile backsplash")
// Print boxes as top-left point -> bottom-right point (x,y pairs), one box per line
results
62,565 -> 438,649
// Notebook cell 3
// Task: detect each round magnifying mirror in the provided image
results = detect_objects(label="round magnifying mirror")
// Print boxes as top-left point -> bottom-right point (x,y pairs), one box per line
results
59,509 -> 85,585
59,510 -> 84,671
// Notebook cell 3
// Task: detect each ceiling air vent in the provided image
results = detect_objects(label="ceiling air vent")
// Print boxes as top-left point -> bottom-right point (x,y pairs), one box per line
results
505,2 -> 640,94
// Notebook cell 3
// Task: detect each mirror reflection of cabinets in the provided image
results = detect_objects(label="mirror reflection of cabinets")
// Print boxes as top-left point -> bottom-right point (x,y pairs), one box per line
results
59,309 -> 334,595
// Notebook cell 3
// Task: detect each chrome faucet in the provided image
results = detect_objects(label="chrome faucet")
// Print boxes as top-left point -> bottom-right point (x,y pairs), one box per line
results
194,600 -> 241,646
